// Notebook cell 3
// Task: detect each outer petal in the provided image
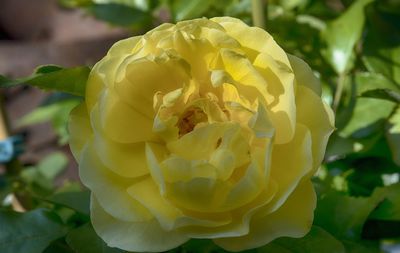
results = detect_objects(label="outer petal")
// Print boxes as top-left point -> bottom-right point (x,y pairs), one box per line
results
86,37 -> 142,111
86,54 -> 131,111
127,177 -> 233,231
296,86 -> 335,171
68,103 -> 92,160
91,195 -> 189,252
107,36 -> 141,57
214,180 -> 316,251
178,180 -> 278,239
79,141 -> 152,222
211,17 -> 290,66
93,134 -> 149,178
254,52 -> 296,144
268,124 -> 313,212
288,54 -> 321,95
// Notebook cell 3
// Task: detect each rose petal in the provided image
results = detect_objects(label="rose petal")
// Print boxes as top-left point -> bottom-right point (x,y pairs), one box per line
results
68,103 -> 92,160
98,90 -> 156,143
211,17 -> 290,67
115,55 -> 190,118
179,179 -> 278,239
79,141 -> 152,222
254,52 -> 296,144
296,85 -> 335,172
107,36 -> 141,57
288,54 -> 321,95
268,123 -> 313,212
91,194 -> 189,252
214,180 -> 316,251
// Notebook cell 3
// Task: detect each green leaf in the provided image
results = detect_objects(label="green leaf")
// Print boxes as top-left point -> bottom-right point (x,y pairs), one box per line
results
363,4 -> 400,85
20,167 -> 54,193
369,183 -> 400,221
0,209 -> 68,253
58,0 -> 92,8
356,72 -> 400,94
259,226 -> 345,253
325,133 -> 357,161
321,0 -> 374,74
345,156 -> 399,197
361,89 -> 400,103
356,71 -> 400,103
18,100 -> 79,127
37,152 -> 68,181
48,191 -> 90,216
88,3 -> 151,26
66,223 -> 124,253
0,65 -> 90,96
386,106 -> 400,165
314,189 -> 385,240
340,97 -> 395,137
171,0 -> 213,21
93,0 -> 147,9
18,99 -> 80,145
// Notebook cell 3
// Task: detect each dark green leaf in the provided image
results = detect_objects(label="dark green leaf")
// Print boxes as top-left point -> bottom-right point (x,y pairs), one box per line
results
361,89 -> 400,103
180,239 -> 222,253
0,65 -> 90,96
259,226 -> 345,253
369,183 -> 400,221
48,191 -> 90,216
363,4 -> 400,85
363,220 -> 400,239
0,209 -> 68,253
171,0 -> 213,21
386,106 -> 400,165
345,156 -> 399,196
66,223 -> 124,253
89,3 -> 151,26
321,0 -> 373,73
325,133 -> 357,161
43,238 -> 75,253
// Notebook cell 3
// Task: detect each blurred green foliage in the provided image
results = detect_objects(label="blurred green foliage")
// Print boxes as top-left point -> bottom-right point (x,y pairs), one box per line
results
1,0 -> 400,252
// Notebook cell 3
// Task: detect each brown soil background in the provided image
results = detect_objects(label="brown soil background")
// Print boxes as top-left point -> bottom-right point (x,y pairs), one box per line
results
0,0 -> 129,184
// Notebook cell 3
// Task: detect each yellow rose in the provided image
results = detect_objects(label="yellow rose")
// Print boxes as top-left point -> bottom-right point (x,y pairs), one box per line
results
69,17 -> 334,252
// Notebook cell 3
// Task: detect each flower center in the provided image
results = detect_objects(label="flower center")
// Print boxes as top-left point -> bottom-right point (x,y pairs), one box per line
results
177,107 -> 208,136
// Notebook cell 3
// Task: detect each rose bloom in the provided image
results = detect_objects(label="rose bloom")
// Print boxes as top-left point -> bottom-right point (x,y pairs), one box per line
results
69,17 -> 334,252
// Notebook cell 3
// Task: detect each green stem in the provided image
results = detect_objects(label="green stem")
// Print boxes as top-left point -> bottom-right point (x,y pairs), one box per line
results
252,0 -> 266,29
333,73 -> 346,113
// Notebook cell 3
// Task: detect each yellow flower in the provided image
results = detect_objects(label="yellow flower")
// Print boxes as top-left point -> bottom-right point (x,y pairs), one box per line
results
69,17 -> 335,252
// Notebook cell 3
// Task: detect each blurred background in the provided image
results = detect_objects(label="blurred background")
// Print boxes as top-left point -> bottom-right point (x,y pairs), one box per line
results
0,0 -> 129,185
